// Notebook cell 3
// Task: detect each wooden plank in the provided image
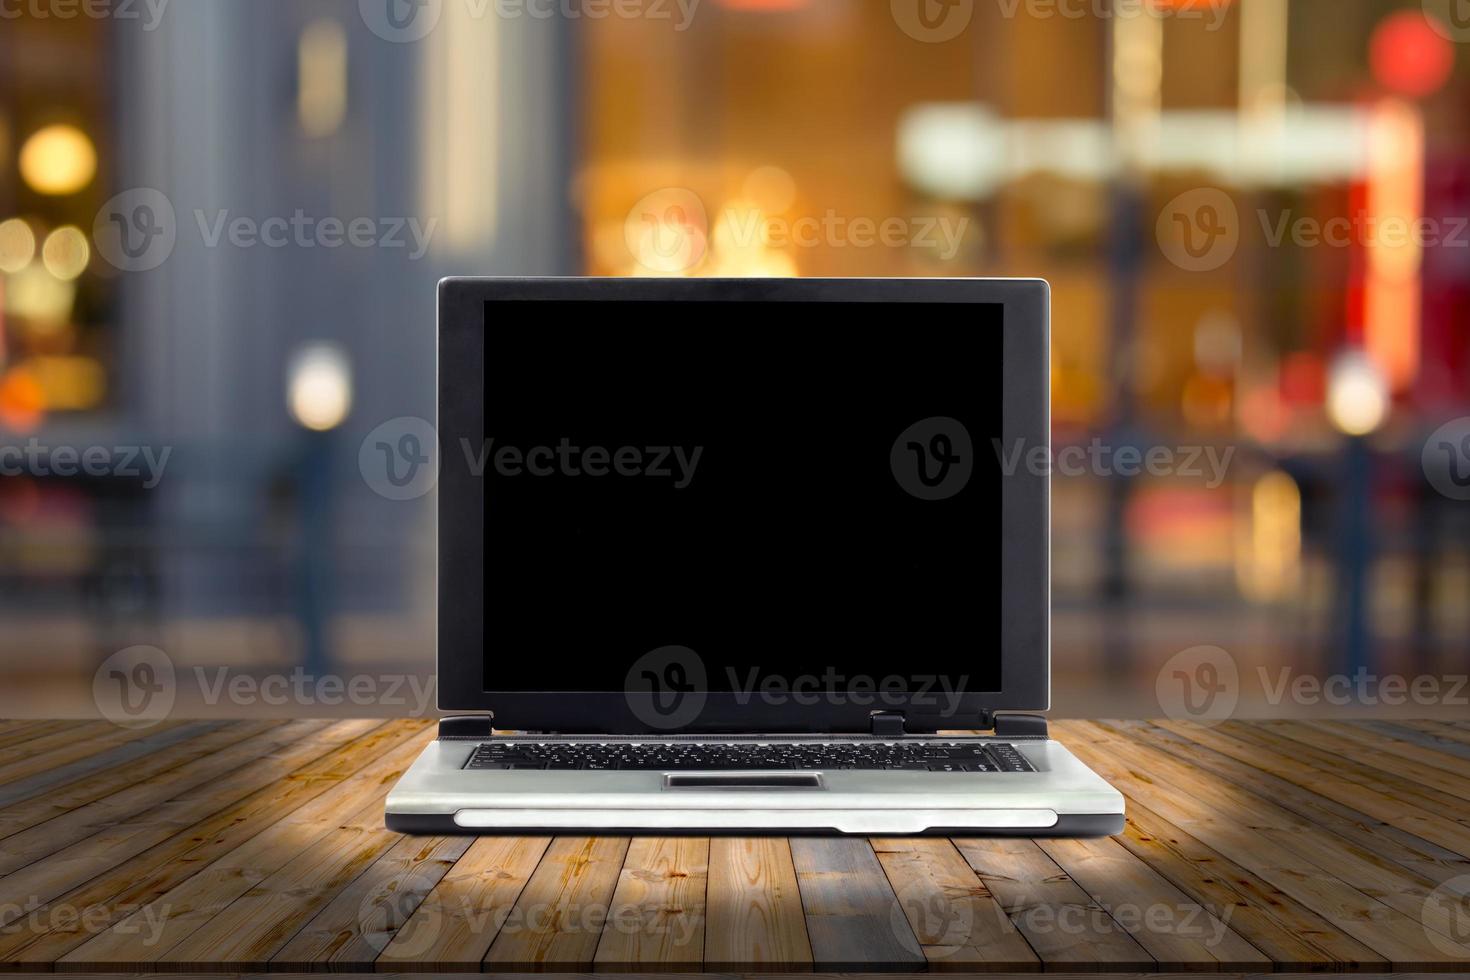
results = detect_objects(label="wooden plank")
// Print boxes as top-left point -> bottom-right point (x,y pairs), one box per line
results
0,721 -> 222,810
482,836 -> 632,971
271,832 -> 475,969
0,721 -> 272,838
0,720 -> 286,872
592,836 -> 708,971
871,836 -> 1039,970
1202,719 -> 1470,860
951,837 -> 1154,969
151,793 -> 406,969
0,720 -> 188,790
1275,720 -> 1470,801
1136,718 -> 1470,869
1110,796 -> 1387,967
1353,720 -> 1470,762
703,837 -> 813,971
0,720 -> 99,759
1035,834 -> 1270,968
0,719 -> 358,949
8,720 -> 421,965
788,837 -> 924,971
63,725 -> 431,966
1063,720 -> 1470,966
375,836 -> 552,969
1101,719 -> 1470,929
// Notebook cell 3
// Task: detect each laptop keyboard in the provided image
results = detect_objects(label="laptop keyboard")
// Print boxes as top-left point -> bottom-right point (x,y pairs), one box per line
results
464,740 -> 1036,772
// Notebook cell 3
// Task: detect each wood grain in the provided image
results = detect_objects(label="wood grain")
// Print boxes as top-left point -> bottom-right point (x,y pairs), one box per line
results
704,837 -> 813,970
483,836 -> 632,971
593,836 -> 709,970
0,718 -> 1465,973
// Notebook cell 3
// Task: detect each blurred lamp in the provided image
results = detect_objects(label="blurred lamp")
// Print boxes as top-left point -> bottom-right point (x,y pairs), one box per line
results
1326,350 -> 1389,436
0,219 -> 36,274
18,125 -> 97,196
286,342 -> 353,432
41,227 -> 90,282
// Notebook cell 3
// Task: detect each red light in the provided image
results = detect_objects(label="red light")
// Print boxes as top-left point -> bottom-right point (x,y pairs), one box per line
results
1370,11 -> 1455,98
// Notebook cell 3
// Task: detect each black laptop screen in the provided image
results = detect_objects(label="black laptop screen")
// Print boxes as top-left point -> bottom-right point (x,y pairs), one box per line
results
479,300 -> 1003,696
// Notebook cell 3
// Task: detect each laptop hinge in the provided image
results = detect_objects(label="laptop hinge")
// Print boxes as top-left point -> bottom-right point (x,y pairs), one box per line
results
870,711 -> 906,738
989,712 -> 1049,738
438,714 -> 494,739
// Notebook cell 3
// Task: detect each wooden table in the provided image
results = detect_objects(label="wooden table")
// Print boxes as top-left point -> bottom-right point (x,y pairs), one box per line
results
1,718 -> 1469,973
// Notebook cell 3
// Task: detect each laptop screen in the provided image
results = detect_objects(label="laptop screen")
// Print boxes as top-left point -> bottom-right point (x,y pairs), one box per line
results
480,300 -> 1003,699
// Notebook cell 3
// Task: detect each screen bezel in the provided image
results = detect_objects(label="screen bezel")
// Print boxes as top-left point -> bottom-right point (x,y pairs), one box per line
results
437,277 -> 1050,733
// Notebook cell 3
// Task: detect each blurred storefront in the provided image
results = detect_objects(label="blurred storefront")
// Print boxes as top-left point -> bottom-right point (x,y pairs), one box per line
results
1,0 -> 1467,717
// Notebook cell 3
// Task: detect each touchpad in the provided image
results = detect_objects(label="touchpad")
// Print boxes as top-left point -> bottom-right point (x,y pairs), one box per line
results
664,774 -> 823,789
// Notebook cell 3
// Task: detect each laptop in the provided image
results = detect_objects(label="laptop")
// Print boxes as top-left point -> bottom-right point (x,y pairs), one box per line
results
385,277 -> 1125,836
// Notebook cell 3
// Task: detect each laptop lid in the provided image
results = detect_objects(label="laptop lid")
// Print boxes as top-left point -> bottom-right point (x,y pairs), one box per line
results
437,277 -> 1049,734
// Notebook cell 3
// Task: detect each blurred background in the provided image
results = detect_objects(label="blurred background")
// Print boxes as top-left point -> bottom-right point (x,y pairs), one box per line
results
2,0 -> 1468,719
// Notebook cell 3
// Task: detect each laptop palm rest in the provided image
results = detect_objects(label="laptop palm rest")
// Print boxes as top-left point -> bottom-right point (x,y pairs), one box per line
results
664,774 -> 823,789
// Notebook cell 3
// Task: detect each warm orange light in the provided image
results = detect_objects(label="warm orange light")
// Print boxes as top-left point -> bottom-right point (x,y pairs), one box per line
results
1370,11 -> 1454,98
18,125 -> 97,196
0,367 -> 46,432
1363,98 -> 1424,391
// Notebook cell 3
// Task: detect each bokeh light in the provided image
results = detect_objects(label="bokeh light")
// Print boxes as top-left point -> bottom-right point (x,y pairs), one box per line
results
1370,11 -> 1454,98
41,226 -> 90,281
0,218 -> 36,273
1326,351 -> 1390,437
286,342 -> 354,431
18,124 -> 97,196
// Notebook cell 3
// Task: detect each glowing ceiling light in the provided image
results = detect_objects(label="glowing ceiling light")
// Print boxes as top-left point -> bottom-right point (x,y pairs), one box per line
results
1326,351 -> 1390,437
18,124 -> 97,196
41,226 -> 90,281
0,219 -> 36,274
286,342 -> 353,432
